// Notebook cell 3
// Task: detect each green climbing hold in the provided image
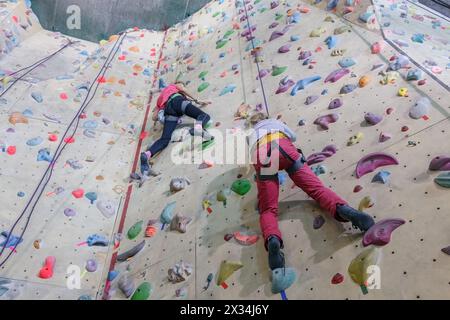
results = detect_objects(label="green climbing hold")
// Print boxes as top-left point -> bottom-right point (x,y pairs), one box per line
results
223,30 -> 234,38
231,179 -> 251,196
435,172 -> 450,188
201,139 -> 215,151
131,282 -> 152,300
212,12 -> 220,18
198,82 -> 210,92
275,13 -> 284,21
127,220 -> 143,240
199,71 -> 208,80
272,66 -> 287,76
216,39 -> 228,49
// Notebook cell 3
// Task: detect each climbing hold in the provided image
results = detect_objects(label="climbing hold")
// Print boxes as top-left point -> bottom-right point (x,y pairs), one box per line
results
220,84 -> 236,96
358,76 -> 370,87
290,35 -> 300,41
306,145 -> 337,165
87,234 -> 109,246
372,170 -> 391,184
441,246 -> 450,255
305,95 -> 319,105
338,57 -> 356,68
348,247 -> 380,292
409,97 -> 430,119
364,112 -> 383,125
271,66 -> 287,76
0,231 -> 22,248
17,191 -> 25,197
334,26 -> 351,34
170,177 -> 191,193
170,214 -> 192,233
310,27 -> 326,37
371,42 -> 383,54
131,282 -> 152,300
64,208 -> 76,217
356,152 -> 399,178
217,190 -> 228,207
276,77 -> 295,94
429,156 -> 450,171
38,256 -> 55,279
313,215 -> 325,229
324,68 -> 349,83
353,185 -> 363,193
216,260 -> 243,286
198,82 -> 210,92
328,98 -> 343,109
72,189 -> 84,199
160,202 -> 176,224
31,92 -> 43,103
96,200 -> 116,218
26,137 -> 43,146
9,112 -> 29,125
231,179 -> 251,196
434,172 -> 450,188
363,219 -> 405,247
216,39 -> 228,49
127,221 -> 143,240
347,132 -> 364,146
290,76 -> 321,95
358,196 -> 375,211
331,49 -> 346,56
379,132 -> 392,143
224,234 -> 234,242
86,259 -> 98,272
331,273 -> 344,284
118,274 -> 135,298
168,261 -> 193,284
271,267 -> 296,294
312,165 -> 327,176
406,69 -> 422,81
257,69 -> 270,79
278,44 -> 291,53
324,36 -> 337,49
398,88 -> 408,97
6,146 -> 16,155
314,114 -> 339,130
117,240 -> 145,262
233,232 -> 259,245
340,84 -> 357,94
108,270 -> 119,281
85,192 -> 98,204
298,51 -> 312,60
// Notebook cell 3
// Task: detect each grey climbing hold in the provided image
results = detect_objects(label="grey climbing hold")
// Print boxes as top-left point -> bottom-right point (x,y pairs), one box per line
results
170,214 -> 192,233
96,200 -> 116,218
118,273 -> 135,298
372,171 -> 391,184
340,84 -> 357,94
365,112 -> 383,125
31,92 -> 43,103
409,97 -> 430,119
305,95 -> 319,105
117,240 -> 146,262
406,69 -> 422,81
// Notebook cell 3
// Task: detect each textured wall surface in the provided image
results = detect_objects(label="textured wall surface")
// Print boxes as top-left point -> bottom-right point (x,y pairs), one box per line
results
31,0 -> 210,42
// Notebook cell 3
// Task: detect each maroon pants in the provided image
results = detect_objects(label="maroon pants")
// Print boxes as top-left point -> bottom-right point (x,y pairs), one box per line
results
253,138 -> 347,249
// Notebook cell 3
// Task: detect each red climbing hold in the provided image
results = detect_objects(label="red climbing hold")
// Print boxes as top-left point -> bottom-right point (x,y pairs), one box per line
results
139,131 -> 149,140
60,93 -> 68,100
72,189 -> 84,199
118,55 -> 126,61
49,134 -> 58,142
12,16 -> 19,23
353,185 -> 363,193
97,76 -> 107,83
39,256 -> 56,279
401,126 -> 409,132
6,146 -> 16,155
224,234 -> 234,242
331,273 -> 344,284
64,136 -> 75,144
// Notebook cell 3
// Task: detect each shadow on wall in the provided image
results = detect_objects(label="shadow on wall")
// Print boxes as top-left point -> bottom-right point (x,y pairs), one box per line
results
31,0 -> 210,42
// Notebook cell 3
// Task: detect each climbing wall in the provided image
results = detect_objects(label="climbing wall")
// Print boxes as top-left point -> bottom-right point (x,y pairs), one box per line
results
1,0 -> 449,300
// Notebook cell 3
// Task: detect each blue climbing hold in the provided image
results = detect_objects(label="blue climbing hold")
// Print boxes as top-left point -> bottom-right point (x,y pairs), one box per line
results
220,84 -> 236,96
108,270 -> 119,281
434,172 -> 450,188
27,137 -> 43,146
159,78 -> 167,89
17,192 -> 25,197
0,231 -> 23,248
87,234 -> 109,247
326,0 -> 339,11
325,36 -> 337,49
290,76 -> 321,96
312,165 -> 327,176
31,92 -> 43,103
338,57 -> 356,68
411,33 -> 425,43
160,202 -> 176,224
290,35 -> 300,42
85,192 -> 98,204
406,69 -> 422,81
83,120 -> 98,129
271,267 -> 297,294
22,109 -> 33,117
37,148 -> 52,162
372,170 -> 391,184
279,172 -> 287,185
340,84 -> 357,94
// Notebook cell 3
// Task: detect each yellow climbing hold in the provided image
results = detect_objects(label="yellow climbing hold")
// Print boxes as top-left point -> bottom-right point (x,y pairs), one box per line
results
310,27 -> 326,37
348,247 -> 381,291
216,260 -> 243,286
358,196 -> 375,211
347,132 -> 364,146
398,87 -> 408,97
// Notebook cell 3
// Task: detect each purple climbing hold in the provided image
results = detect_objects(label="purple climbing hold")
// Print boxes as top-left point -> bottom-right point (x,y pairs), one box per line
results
364,112 -> 383,125
328,98 -> 343,109
298,51 -> 312,60
355,152 -> 399,178
305,95 -> 319,105
269,22 -> 279,29
340,84 -> 357,94
429,156 -> 450,171
64,208 -> 76,217
314,113 -> 339,130
362,219 -> 405,247
86,259 -> 98,272
276,78 -> 295,94
441,246 -> 450,255
379,132 -> 392,143
313,215 -> 326,229
257,69 -> 270,79
324,68 -> 350,83
306,145 -> 337,165
269,30 -> 284,41
278,44 -> 291,53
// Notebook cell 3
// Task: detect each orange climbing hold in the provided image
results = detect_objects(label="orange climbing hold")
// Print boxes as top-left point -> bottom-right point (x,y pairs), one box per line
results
358,76 -> 370,87
9,112 -> 29,125
39,256 -> 56,279
145,225 -> 157,238
129,46 -> 140,53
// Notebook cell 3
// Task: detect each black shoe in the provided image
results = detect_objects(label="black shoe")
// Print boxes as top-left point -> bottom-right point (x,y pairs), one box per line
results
336,204 -> 375,232
140,152 -> 150,175
268,236 -> 285,270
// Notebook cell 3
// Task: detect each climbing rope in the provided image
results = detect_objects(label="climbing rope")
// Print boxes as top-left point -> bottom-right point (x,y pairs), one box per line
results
242,1 -> 270,117
0,31 -> 130,267
0,40 -> 77,98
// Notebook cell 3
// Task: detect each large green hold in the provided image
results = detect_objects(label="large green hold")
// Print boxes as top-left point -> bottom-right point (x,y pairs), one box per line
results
231,179 -> 251,196
272,66 -> 287,76
199,71 -> 208,80
131,282 -> 152,300
216,39 -> 228,49
127,220 -> 143,240
435,172 -> 450,188
223,30 -> 234,38
198,82 -> 210,92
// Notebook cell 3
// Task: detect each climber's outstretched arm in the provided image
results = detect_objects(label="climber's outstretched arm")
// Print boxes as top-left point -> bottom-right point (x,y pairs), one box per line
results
176,84 -> 211,107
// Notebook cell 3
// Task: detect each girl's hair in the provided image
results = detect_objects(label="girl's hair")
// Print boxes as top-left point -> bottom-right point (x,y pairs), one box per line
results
248,112 -> 268,126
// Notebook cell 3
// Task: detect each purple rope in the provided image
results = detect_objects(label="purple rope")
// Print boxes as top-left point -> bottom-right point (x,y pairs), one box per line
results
242,1 -> 270,117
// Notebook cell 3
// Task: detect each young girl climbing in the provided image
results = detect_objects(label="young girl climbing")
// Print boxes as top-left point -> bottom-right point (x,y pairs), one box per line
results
140,81 -> 214,175
247,113 -> 375,270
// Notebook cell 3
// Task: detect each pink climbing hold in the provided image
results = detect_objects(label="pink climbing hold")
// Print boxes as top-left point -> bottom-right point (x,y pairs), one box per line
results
324,68 -> 350,83
39,256 -> 56,279
429,156 -> 450,171
60,93 -> 68,100
6,146 -> 16,155
49,134 -> 58,142
233,232 -> 259,246
362,219 -> 405,247
355,152 -> 399,178
371,42 -> 382,54
306,145 -> 337,165
72,189 -> 84,199
314,113 -> 339,130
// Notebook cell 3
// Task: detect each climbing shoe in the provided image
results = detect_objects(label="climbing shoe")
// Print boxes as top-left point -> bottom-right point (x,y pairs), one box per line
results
336,204 -> 375,232
268,236 -> 285,270
140,152 -> 150,175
